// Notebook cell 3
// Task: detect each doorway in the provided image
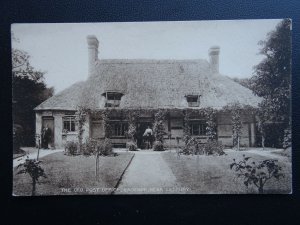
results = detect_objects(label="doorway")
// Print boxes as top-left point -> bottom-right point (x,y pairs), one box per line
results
137,121 -> 153,149
42,116 -> 54,148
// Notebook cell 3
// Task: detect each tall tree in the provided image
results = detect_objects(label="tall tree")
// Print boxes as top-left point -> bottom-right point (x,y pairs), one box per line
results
251,19 -> 291,125
12,45 -> 54,147
251,19 -> 291,147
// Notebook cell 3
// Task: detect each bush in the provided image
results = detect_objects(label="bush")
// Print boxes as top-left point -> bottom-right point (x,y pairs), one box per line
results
230,155 -> 284,194
65,141 -> 78,156
153,140 -> 164,151
126,141 -> 138,151
182,137 -> 225,156
283,128 -> 291,149
96,138 -> 113,156
203,140 -> 225,156
13,124 -> 23,153
82,138 -> 98,156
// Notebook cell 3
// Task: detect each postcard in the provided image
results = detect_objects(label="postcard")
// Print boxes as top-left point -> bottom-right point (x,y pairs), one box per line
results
12,19 -> 292,195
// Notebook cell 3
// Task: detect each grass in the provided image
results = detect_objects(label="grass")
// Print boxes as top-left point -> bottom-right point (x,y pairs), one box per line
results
13,151 -> 134,196
162,150 -> 292,194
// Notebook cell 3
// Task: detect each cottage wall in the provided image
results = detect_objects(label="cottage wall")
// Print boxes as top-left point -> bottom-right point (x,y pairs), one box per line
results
35,111 -> 90,149
217,113 -> 256,147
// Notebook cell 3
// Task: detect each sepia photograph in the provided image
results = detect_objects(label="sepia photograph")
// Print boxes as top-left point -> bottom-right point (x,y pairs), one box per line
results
12,19 -> 292,195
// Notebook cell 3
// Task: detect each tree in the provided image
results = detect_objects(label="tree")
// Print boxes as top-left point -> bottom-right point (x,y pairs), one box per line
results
17,158 -> 47,196
230,155 -> 284,194
251,19 -> 291,146
12,46 -> 54,147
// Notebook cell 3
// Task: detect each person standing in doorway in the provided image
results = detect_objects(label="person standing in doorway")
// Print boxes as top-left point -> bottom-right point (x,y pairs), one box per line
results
42,125 -> 51,149
143,126 -> 153,149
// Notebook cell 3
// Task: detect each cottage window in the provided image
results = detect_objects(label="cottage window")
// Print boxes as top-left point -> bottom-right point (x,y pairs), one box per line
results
110,122 -> 128,137
63,116 -> 76,132
190,121 -> 206,136
185,95 -> 200,107
102,91 -> 123,107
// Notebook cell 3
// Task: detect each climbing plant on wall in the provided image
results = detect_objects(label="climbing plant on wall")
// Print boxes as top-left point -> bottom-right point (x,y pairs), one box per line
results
125,110 -> 140,142
204,108 -> 217,141
226,103 -> 243,150
75,106 -> 89,153
153,109 -> 167,143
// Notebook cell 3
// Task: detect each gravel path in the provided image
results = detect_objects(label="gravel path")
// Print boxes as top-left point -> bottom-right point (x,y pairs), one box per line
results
114,151 -> 184,194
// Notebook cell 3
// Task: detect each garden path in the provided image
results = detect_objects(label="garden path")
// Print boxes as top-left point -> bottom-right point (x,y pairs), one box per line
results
13,148 -> 64,168
114,150 -> 185,194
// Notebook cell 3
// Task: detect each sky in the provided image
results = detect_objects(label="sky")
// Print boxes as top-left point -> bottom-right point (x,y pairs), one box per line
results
11,19 -> 281,94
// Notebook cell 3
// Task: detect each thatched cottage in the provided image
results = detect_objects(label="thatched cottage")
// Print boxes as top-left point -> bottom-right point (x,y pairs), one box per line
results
34,35 -> 261,149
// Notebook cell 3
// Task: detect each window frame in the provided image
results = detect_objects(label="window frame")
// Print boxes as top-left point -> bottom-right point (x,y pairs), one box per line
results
109,121 -> 129,137
62,116 -> 76,133
185,94 -> 200,107
103,91 -> 123,107
189,120 -> 207,136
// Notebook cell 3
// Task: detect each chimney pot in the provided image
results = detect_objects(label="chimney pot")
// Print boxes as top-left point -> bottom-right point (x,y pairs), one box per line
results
209,46 -> 220,74
87,35 -> 99,77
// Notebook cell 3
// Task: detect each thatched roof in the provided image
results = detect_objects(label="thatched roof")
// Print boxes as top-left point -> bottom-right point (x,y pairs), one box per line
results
35,59 -> 261,111
34,81 -> 86,111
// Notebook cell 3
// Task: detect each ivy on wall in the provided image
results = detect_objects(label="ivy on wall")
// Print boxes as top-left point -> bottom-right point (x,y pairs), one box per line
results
75,104 -> 258,150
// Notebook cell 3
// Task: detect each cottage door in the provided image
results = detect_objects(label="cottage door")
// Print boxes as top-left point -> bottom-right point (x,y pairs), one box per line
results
137,122 -> 152,149
42,116 -> 54,148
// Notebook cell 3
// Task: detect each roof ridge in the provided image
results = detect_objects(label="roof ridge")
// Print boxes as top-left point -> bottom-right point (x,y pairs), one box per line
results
97,58 -> 209,64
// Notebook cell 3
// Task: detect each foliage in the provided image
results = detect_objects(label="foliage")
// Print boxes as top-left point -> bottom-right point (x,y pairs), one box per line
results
65,141 -> 78,156
182,136 -> 224,156
13,124 -> 23,153
283,127 -> 291,149
96,138 -> 113,156
204,108 -> 217,140
182,136 -> 200,155
17,158 -> 47,196
230,155 -> 284,194
153,140 -> 164,151
125,111 -> 140,141
251,19 -> 291,137
12,46 -> 54,146
227,103 -> 243,150
153,109 -> 167,143
183,110 -> 191,138
203,140 -> 225,156
94,138 -> 113,179
126,141 -> 138,151
82,138 -> 98,156
75,106 -> 88,153
101,110 -> 112,138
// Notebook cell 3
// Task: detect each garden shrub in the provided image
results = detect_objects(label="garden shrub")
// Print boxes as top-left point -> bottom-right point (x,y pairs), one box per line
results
82,138 -> 98,156
182,136 -> 225,156
96,138 -> 113,156
13,124 -> 23,153
153,140 -> 164,151
283,128 -> 291,149
203,140 -> 225,156
126,141 -> 138,151
65,141 -> 78,156
230,155 -> 284,194
17,158 -> 47,196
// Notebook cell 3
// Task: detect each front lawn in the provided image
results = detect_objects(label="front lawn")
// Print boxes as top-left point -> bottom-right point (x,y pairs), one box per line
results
13,151 -> 134,196
162,150 -> 292,194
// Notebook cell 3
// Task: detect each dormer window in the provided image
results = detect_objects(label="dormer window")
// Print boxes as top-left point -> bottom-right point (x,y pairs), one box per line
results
185,94 -> 200,107
102,91 -> 124,107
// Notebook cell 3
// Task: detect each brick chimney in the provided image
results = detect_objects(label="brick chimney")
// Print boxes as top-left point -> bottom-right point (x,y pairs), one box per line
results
87,35 -> 99,77
208,46 -> 220,74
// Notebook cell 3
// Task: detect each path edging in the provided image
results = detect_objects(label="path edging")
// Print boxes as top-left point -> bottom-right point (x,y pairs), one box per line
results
111,153 -> 135,195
